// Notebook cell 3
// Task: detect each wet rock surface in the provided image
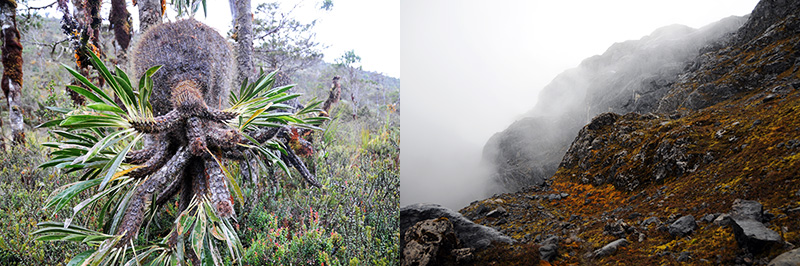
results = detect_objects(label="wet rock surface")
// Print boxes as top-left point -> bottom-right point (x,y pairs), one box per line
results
400,203 -> 514,251
401,218 -> 460,266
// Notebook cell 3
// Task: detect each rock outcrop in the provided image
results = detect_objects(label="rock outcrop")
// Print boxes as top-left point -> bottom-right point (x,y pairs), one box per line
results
401,217 -> 460,266
400,203 -> 514,251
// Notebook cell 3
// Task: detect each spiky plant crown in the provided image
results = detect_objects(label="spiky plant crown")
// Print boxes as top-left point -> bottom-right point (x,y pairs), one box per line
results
33,31 -> 327,265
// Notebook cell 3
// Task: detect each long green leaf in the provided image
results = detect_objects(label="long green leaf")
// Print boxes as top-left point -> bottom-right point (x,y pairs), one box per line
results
70,178 -> 133,228
109,180 -> 140,234
62,64 -> 114,104
86,103 -> 126,115
67,250 -> 95,266
67,85 -> 104,103
99,134 -> 142,190
82,129 -> 135,164
45,178 -> 103,214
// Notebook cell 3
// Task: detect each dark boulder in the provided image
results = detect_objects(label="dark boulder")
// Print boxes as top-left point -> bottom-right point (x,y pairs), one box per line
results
725,199 -> 782,254
538,236 -> 560,262
731,199 -> 764,222
540,244 -> 558,262
729,218 -> 782,254
700,213 -> 718,223
668,215 -> 697,237
587,113 -> 620,130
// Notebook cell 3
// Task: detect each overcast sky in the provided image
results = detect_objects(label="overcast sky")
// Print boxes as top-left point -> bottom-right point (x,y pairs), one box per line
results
191,0 -> 399,78
400,0 -> 760,209
27,0 -> 400,78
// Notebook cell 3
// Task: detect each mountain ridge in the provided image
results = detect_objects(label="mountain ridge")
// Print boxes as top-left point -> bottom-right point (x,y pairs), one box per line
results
402,0 -> 800,264
484,14 -> 748,191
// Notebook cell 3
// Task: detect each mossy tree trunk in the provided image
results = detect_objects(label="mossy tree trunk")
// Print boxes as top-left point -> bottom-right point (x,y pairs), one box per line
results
87,0 -> 101,51
110,0 -> 131,52
321,76 -> 342,115
0,0 -> 25,144
230,0 -> 254,83
137,0 -> 162,32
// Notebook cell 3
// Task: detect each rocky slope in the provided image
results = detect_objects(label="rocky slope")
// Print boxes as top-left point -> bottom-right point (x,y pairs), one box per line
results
459,0 -> 800,264
402,0 -> 800,265
483,15 -> 747,191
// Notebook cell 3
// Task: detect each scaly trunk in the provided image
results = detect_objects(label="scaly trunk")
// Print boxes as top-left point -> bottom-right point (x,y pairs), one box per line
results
87,0 -> 101,51
110,0 -> 131,52
137,0 -> 162,32
230,0 -> 254,83
0,0 -> 25,144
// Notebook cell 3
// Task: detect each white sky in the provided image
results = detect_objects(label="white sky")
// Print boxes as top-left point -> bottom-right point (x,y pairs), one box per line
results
25,0 -> 400,78
191,0 -> 399,78
400,0 -> 760,209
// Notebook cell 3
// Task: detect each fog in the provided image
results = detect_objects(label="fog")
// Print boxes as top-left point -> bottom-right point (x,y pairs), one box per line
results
400,0 -> 759,210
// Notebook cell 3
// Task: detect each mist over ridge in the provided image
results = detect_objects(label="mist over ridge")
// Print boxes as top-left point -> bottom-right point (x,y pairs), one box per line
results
484,15 -> 747,192
401,0 -> 800,263
400,1 -> 759,211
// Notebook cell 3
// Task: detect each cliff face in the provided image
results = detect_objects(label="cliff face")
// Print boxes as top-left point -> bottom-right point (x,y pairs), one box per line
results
483,16 -> 747,191
461,0 -> 800,264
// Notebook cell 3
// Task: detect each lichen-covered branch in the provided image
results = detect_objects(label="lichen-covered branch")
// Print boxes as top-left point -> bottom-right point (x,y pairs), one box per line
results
205,157 -> 233,218
116,147 -> 189,247
277,129 -> 321,188
154,165 -> 185,206
206,121 -> 240,150
247,126 -> 280,144
129,137 -> 172,178
186,117 -> 206,156
125,134 -> 168,164
129,109 -> 182,134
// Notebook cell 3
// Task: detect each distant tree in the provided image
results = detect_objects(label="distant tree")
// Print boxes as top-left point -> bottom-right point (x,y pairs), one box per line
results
252,2 -> 327,75
336,49 -> 361,71
1,0 -> 26,144
230,0 -> 254,83
336,50 -> 361,119
320,76 -> 341,116
320,0 -> 333,11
